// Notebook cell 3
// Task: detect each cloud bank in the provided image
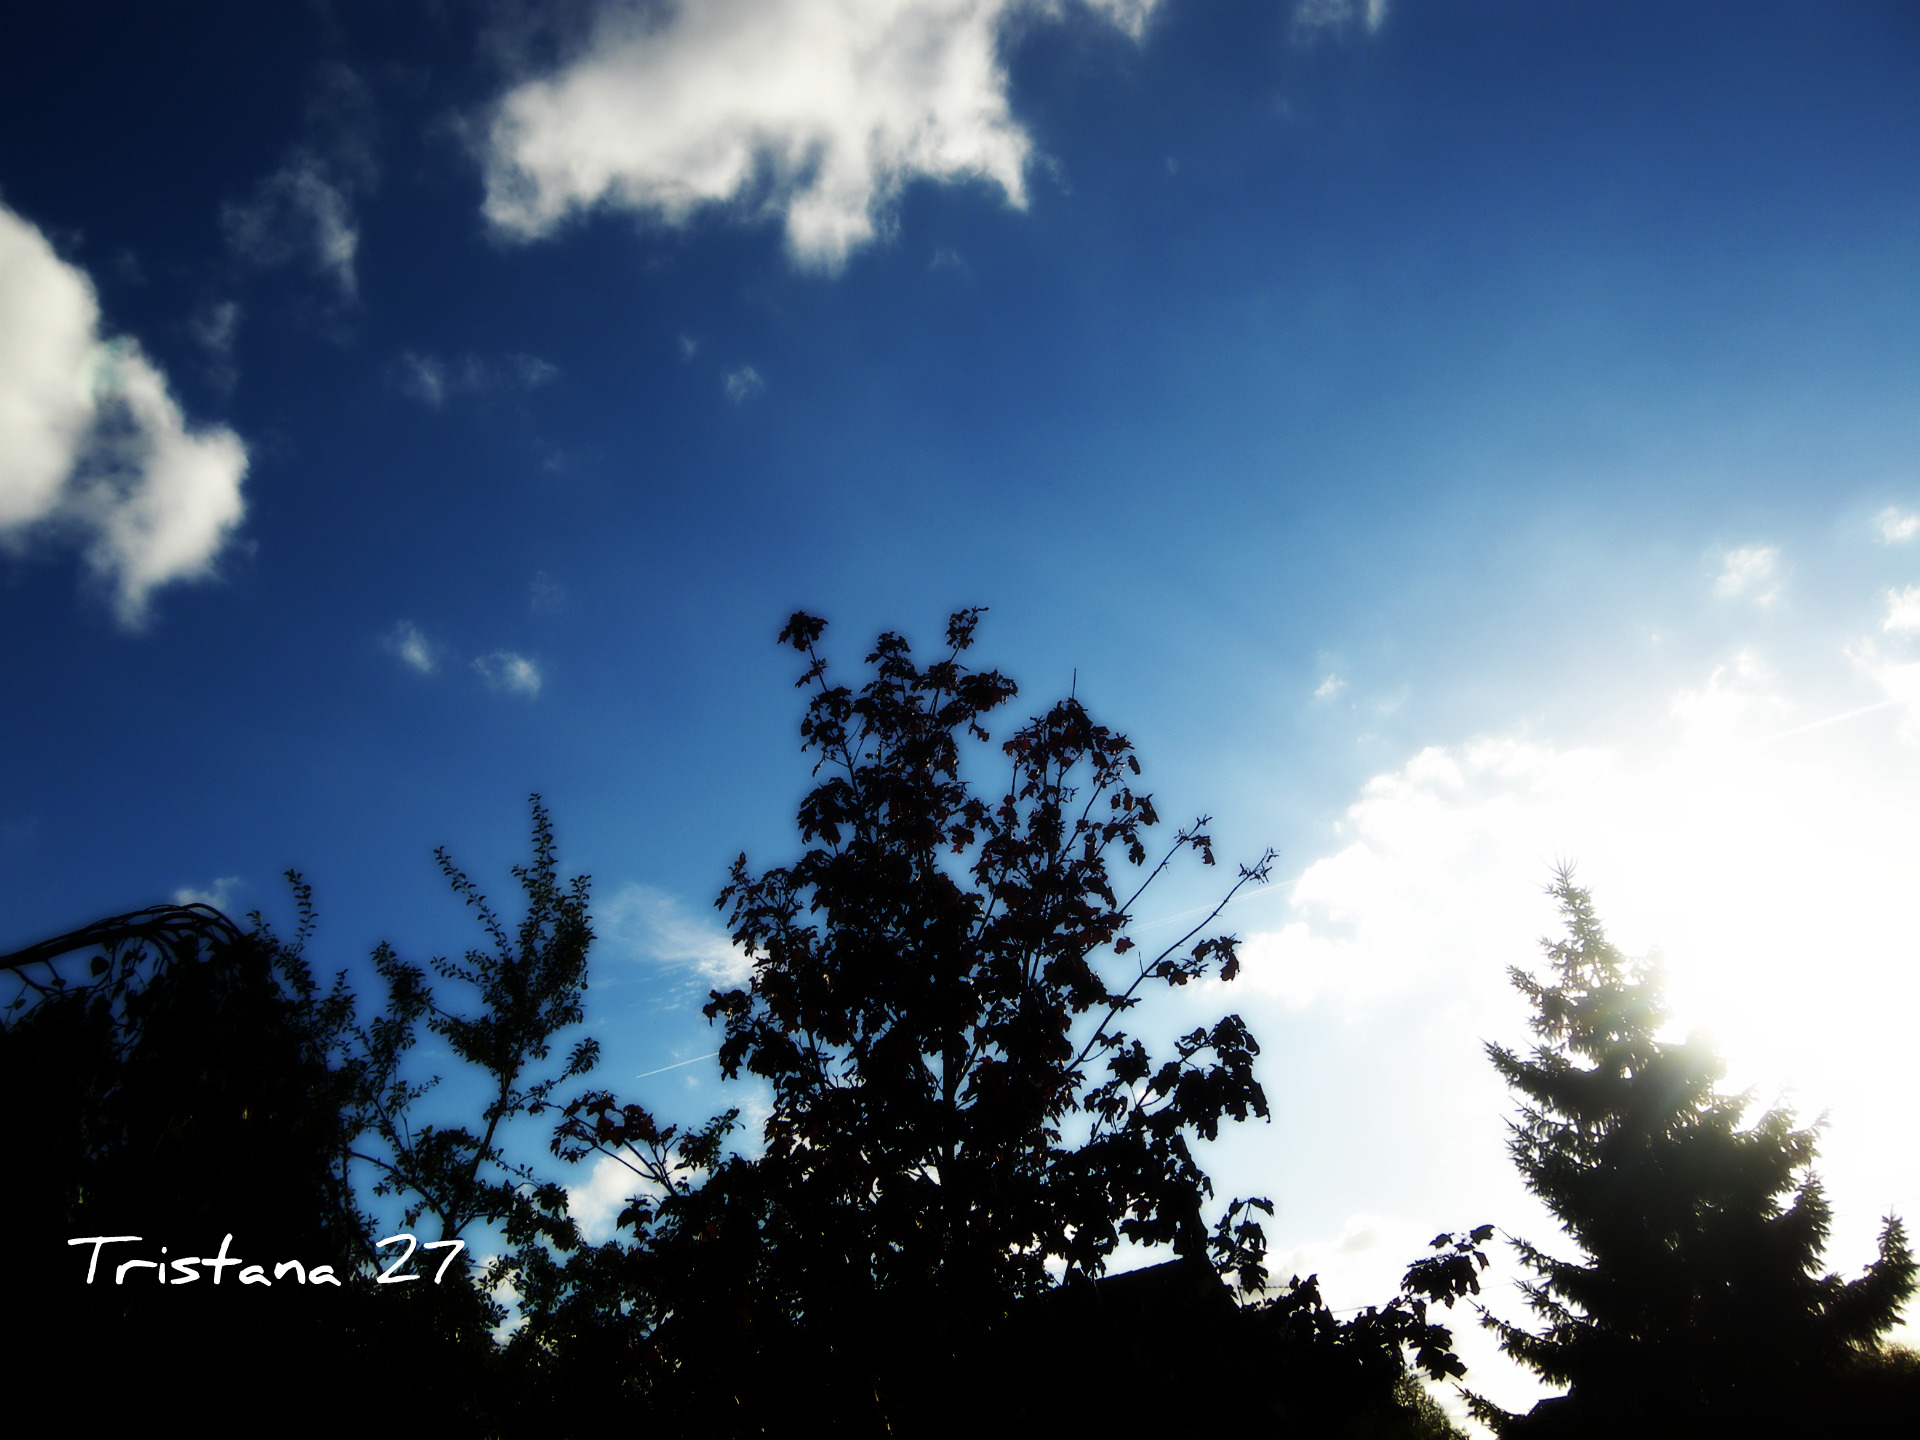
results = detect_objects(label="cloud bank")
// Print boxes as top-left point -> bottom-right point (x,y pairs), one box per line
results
0,204 -> 248,626
481,0 -> 1155,270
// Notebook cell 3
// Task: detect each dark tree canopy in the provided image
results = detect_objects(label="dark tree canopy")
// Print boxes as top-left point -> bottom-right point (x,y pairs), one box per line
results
709,609 -> 1275,1298
537,609 -> 1279,1429
536,609 -> 1482,1437
1476,871 -> 1917,1437
2,804 -> 599,1439
5,614 -> 1510,1439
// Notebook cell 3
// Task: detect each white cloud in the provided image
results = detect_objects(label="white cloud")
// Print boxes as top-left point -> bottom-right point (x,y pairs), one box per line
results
722,364 -> 765,403
1224,649 -> 1920,1234
1883,585 -> 1920,635
473,650 -> 543,696
1872,506 -> 1918,544
1313,672 -> 1345,701
601,881 -> 754,986
391,350 -> 560,408
174,876 -> 243,912
384,620 -> 438,674
0,203 -> 249,627
1711,543 -> 1780,605
481,0 -> 1156,271
1231,647 -> 1915,1026
567,1153 -> 651,1244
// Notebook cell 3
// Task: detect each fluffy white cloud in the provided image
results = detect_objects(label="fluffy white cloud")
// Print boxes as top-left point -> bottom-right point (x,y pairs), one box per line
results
473,650 -> 543,696
1711,543 -> 1780,605
1872,506 -> 1918,544
1313,672 -> 1345,701
0,204 -> 248,626
567,1153 -> 650,1244
600,881 -> 754,986
481,0 -> 1155,270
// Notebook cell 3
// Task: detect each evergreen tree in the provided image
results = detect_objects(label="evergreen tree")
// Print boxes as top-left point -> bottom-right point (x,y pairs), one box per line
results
1476,871 -> 1915,1437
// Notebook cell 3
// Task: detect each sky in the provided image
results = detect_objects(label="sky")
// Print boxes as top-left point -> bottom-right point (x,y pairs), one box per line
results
3,0 -> 1917,1424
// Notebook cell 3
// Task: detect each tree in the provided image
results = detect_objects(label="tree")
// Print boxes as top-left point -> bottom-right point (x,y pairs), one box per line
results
543,609 -> 1280,1432
1,798 -> 601,1439
3,898 -> 370,1436
1474,871 -> 1917,1437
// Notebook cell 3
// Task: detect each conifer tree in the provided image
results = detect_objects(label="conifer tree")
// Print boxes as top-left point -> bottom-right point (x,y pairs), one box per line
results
1477,871 -> 1915,1436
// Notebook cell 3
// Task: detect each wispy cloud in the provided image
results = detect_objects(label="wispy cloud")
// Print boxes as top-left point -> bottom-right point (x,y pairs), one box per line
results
391,350 -> 560,408
0,203 -> 249,627
722,365 -> 765,404
189,299 -> 242,394
225,155 -> 363,302
601,881 -> 753,987
1314,673 -> 1346,701
1874,506 -> 1919,544
1291,0 -> 1389,44
223,64 -> 377,305
480,0 -> 1156,271
1712,544 -> 1780,606
530,571 -> 567,614
384,620 -> 438,674
473,650 -> 542,697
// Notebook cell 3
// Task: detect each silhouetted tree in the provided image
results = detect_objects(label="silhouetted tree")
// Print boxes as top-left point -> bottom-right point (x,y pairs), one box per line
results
3,896 -> 370,1436
528,609 -> 1278,1431
1,798 -> 599,1438
1473,871 -> 1916,1437
534,610 -> 1487,1436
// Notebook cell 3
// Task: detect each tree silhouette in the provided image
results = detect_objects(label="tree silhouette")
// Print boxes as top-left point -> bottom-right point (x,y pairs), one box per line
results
3,897 -> 373,1436
1474,871 -> 1916,1437
533,610 -> 1491,1436
537,609 -> 1280,1431
1,799 -> 600,1439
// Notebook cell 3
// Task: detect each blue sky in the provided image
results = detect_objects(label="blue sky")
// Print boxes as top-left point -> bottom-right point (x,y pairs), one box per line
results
4,1 -> 1917,1421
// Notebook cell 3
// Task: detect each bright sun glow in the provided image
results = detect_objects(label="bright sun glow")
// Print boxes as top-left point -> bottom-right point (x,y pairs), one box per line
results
1220,628 -> 1920,1400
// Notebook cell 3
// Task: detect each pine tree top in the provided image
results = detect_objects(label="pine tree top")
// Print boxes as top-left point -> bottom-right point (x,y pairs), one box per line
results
1477,870 -> 1915,1429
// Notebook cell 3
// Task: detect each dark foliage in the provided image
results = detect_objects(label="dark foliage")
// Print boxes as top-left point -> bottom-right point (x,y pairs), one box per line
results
3,615 -> 1505,1438
1,800 -> 597,1439
517,610 -> 1476,1436
1474,871 -> 1917,1437
3,897 -> 378,1435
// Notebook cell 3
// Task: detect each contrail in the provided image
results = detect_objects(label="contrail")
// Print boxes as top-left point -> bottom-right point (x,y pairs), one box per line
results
635,1050 -> 720,1080
1758,698 -> 1896,746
